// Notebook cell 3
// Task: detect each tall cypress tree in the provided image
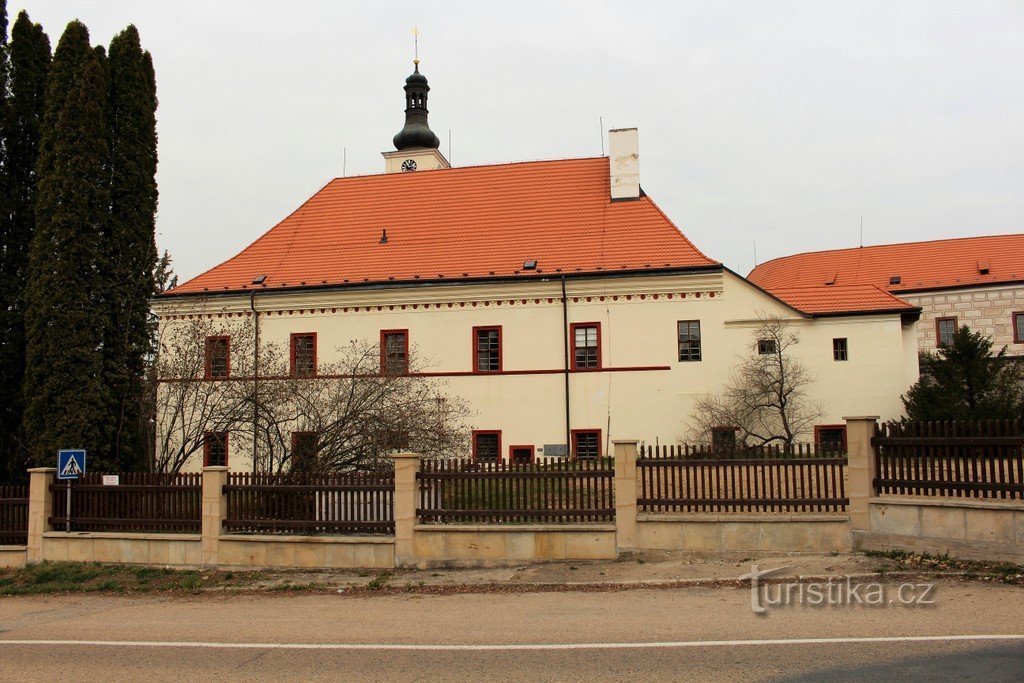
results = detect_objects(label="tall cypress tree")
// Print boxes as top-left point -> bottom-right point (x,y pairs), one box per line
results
22,22 -> 111,468
0,11 -> 49,483
103,25 -> 158,471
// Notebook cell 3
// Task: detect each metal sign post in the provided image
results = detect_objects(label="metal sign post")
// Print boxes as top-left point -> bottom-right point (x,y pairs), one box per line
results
57,449 -> 87,533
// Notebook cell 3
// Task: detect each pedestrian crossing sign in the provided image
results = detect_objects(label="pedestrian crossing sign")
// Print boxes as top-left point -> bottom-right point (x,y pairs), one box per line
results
57,450 -> 86,480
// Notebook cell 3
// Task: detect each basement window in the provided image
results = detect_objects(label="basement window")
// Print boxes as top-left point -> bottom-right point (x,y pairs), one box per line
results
473,431 -> 501,464
711,426 -> 738,450
572,430 -> 601,460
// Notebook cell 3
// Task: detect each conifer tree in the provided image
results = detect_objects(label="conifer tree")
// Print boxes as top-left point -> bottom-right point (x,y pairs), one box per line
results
22,22 -> 112,467
0,9 -> 49,482
102,25 -> 158,470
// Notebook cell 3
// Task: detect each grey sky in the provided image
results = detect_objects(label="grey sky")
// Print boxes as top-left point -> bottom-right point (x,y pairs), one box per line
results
18,0 -> 1024,281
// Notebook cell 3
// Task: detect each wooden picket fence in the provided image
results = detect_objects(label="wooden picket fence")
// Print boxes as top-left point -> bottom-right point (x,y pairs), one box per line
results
0,485 -> 29,545
417,458 -> 616,524
873,420 -> 1024,500
637,443 -> 848,513
48,473 -> 202,533
223,472 -> 395,535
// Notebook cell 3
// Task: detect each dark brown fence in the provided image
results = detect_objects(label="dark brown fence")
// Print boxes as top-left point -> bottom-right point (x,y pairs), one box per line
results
873,420 -> 1024,500
1,485 -> 29,545
223,472 -> 395,535
637,443 -> 848,513
417,458 -> 615,524
49,473 -> 201,533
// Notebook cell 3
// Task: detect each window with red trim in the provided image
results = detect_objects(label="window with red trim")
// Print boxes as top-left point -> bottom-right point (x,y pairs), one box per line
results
936,317 -> 957,346
509,445 -> 534,464
205,336 -> 230,379
473,431 -> 501,463
291,432 -> 319,471
814,425 -> 847,454
473,326 -> 502,372
203,431 -> 228,467
1014,312 -> 1024,344
381,330 -> 408,375
571,323 -> 600,369
290,333 -> 317,377
572,430 -> 601,460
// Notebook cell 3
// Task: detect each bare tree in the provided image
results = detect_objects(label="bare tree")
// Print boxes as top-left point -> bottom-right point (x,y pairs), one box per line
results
689,315 -> 823,449
249,340 -> 471,474
151,314 -> 255,473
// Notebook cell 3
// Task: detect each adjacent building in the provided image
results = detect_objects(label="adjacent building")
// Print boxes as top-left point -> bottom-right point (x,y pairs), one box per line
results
153,63 -> 922,471
748,234 -> 1024,356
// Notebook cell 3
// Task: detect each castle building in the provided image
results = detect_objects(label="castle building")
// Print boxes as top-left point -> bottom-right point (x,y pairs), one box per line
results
154,62 -> 921,470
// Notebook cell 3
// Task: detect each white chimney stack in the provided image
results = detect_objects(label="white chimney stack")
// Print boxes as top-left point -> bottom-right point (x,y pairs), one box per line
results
608,127 -> 640,200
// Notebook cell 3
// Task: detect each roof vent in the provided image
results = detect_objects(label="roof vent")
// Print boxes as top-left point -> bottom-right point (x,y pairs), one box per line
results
889,275 -> 902,285
825,271 -> 837,286
380,229 -> 388,244
252,274 -> 267,285
977,260 -> 990,275
523,260 -> 538,270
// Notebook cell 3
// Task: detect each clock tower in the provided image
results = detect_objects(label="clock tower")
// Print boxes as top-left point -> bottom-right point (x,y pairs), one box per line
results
383,60 -> 450,174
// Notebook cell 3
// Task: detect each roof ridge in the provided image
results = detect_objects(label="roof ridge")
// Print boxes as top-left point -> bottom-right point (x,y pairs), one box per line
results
320,155 -> 610,184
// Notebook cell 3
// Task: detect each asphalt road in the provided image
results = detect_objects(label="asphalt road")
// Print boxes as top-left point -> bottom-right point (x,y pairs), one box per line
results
1,580 -> 1023,681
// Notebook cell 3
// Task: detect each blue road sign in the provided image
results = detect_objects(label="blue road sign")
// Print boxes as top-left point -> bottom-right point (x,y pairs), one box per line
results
57,450 -> 86,480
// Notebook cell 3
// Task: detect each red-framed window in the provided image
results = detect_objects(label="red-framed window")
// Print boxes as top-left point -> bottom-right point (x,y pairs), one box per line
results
814,425 -> 847,454
380,329 -> 409,375
473,326 -> 502,373
572,429 -> 601,460
677,320 -> 702,361
509,444 -> 534,464
203,431 -> 229,467
290,333 -> 317,377
472,430 -> 501,463
291,431 -> 319,471
571,322 -> 601,370
935,316 -> 957,346
1013,312 -> 1024,344
205,336 -> 230,379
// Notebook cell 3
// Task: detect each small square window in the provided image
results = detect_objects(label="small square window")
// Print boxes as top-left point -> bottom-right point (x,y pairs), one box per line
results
474,327 -> 502,372
1014,313 -> 1024,344
833,338 -> 848,361
381,330 -> 408,374
678,320 -> 702,362
291,333 -> 316,377
205,337 -> 230,379
572,430 -> 601,460
757,339 -> 776,355
936,317 -> 957,346
815,425 -> 847,454
473,431 -> 501,463
204,432 -> 228,467
711,426 -> 738,450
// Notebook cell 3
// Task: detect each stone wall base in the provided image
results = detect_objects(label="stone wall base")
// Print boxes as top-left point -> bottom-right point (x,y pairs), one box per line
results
41,532 -> 202,567
218,535 -> 394,570
0,545 -> 27,569
410,525 -> 617,568
636,514 -> 852,553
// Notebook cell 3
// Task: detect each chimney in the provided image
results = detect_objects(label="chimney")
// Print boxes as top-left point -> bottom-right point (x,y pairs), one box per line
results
608,128 -> 640,200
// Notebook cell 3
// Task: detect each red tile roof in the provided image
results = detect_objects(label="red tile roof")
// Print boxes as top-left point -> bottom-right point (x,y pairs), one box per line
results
763,284 -> 917,316
168,157 -> 719,295
748,234 -> 1024,294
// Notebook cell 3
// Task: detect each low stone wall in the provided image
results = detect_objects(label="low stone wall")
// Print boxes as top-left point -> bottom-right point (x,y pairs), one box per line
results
854,497 -> 1024,564
636,514 -> 852,553
0,545 -> 27,569
218,535 -> 394,570
40,532 -> 202,567
410,525 -> 617,567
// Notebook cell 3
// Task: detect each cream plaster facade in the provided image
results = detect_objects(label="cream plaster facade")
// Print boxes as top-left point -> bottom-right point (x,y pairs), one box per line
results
902,283 -> 1024,356
153,268 -> 919,472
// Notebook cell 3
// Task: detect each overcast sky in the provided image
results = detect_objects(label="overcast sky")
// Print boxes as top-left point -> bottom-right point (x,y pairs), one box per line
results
17,0 -> 1024,281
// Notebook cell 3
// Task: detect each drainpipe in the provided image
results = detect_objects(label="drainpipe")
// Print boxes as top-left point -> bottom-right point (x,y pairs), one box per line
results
250,290 -> 260,474
561,275 -> 571,457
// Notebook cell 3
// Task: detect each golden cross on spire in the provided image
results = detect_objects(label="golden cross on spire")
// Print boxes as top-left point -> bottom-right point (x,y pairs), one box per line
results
412,27 -> 420,66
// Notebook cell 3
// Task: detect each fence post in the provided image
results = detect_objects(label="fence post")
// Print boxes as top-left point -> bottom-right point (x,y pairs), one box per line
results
25,467 -> 56,564
201,466 -> 229,568
613,440 -> 640,552
391,452 -> 420,568
844,416 -> 879,532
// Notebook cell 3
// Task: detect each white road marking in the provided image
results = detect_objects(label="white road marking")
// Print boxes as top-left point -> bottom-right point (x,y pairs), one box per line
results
0,634 -> 1022,651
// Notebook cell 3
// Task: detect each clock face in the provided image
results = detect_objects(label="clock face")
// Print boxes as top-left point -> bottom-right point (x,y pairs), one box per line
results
401,159 -> 417,172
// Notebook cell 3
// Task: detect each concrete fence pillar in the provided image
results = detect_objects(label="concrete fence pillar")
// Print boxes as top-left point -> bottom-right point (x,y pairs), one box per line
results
26,467 -> 56,564
391,452 -> 421,568
613,440 -> 640,552
201,466 -> 229,568
844,416 -> 879,532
